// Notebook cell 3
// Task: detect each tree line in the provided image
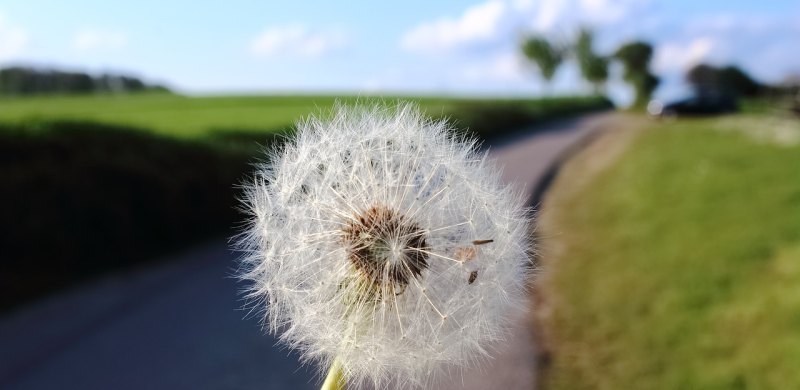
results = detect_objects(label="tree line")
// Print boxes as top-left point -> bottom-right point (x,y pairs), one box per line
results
520,28 -> 778,107
0,67 -> 169,96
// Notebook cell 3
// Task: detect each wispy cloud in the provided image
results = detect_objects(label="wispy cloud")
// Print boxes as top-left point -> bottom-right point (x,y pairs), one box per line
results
400,0 -> 652,54
655,13 -> 800,82
400,0 -> 509,53
73,30 -> 127,51
653,36 -> 716,73
0,12 -> 29,61
459,52 -> 527,82
250,25 -> 347,58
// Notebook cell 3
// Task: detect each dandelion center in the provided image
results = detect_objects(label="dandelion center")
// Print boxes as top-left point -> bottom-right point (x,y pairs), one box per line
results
342,205 -> 429,291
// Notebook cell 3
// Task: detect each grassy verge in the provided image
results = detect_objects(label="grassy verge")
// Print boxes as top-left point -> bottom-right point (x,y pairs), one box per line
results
1,95 -> 611,311
536,113 -> 800,389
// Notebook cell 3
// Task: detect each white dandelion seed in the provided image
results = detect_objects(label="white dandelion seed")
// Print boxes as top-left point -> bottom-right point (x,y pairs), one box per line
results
237,103 -> 532,389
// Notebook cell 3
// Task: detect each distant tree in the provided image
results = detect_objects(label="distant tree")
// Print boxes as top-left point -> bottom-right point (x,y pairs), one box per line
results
0,68 -> 25,94
614,41 -> 659,107
0,66 -> 169,96
521,35 -> 565,91
95,74 -> 119,92
686,64 -> 718,88
640,72 -> 660,101
120,76 -> 146,92
574,28 -> 609,93
686,63 -> 762,97
718,66 -> 761,97
58,72 -> 94,93
614,42 -> 653,73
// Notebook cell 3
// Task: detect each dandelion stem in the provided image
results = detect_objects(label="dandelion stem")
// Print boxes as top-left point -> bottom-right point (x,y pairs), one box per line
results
321,358 -> 346,390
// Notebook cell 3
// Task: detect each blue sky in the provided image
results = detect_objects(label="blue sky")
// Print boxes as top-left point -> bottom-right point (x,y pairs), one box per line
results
1,0 -> 798,104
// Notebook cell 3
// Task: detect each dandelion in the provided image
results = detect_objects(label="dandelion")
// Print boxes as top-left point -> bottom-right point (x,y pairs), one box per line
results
237,103 -> 531,389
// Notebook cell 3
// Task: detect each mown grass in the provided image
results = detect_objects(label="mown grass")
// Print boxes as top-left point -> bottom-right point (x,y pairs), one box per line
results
538,114 -> 800,389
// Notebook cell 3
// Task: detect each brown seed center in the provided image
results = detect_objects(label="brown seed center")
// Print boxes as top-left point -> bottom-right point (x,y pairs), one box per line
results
342,205 -> 429,290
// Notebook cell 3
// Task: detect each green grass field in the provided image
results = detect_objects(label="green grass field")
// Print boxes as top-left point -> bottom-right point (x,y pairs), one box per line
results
0,93 -> 610,139
0,94 -> 431,137
538,113 -> 800,389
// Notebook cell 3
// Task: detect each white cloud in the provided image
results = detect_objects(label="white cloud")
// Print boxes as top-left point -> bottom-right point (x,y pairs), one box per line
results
400,0 -> 509,53
527,0 -> 569,32
399,0 -> 656,94
400,0 -> 653,54
250,25 -> 347,58
653,36 -> 716,73
579,0 -> 645,25
517,0 -> 653,34
0,12 -> 29,61
653,13 -> 800,84
73,30 -> 127,51
460,52 -> 527,82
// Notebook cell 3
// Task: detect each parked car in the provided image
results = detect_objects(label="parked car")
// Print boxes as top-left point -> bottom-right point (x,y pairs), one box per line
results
648,90 -> 738,118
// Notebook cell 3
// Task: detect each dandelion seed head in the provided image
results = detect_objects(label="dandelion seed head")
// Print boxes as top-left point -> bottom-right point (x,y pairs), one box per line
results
238,103 -> 531,388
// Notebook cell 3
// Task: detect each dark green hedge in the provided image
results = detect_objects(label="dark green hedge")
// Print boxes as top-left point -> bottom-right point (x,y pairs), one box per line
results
442,96 -> 613,141
0,121 -> 258,309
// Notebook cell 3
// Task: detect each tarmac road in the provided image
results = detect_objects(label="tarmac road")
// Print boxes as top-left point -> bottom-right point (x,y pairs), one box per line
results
0,112 -> 613,390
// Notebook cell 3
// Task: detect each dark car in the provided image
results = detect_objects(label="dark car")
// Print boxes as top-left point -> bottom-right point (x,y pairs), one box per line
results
648,90 -> 738,118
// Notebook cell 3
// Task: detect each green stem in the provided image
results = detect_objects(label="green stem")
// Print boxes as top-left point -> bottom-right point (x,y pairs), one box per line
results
321,358 -> 346,390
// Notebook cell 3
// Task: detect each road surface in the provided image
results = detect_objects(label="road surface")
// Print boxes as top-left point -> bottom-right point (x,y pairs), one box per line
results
0,112 -> 614,390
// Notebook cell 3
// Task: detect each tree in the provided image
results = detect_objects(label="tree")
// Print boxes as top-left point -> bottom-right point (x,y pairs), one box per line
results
521,35 -> 564,91
614,41 -> 659,107
0,66 -> 169,96
574,28 -> 609,94
718,66 -> 760,97
686,63 -> 718,89
686,63 -> 762,97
